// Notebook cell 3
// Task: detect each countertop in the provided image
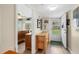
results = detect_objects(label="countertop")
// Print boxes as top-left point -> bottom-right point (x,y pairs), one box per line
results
36,32 -> 48,36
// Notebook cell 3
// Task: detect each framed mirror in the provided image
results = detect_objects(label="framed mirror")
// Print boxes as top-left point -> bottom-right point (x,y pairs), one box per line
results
37,19 -> 42,29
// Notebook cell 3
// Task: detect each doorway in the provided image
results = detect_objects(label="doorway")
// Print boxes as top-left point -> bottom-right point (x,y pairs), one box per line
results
16,14 -> 32,54
66,12 -> 71,50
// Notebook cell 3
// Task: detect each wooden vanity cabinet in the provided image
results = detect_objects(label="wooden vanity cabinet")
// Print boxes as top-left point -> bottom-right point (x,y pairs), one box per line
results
18,31 -> 29,44
36,32 -> 49,53
36,36 -> 45,50
25,33 -> 31,50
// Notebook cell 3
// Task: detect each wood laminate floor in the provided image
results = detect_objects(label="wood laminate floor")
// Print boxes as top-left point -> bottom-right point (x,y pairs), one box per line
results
18,42 -> 69,54
36,41 -> 70,54
46,45 -> 69,54
18,42 -> 31,54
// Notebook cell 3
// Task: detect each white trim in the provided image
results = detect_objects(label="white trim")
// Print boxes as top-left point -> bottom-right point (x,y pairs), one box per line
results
15,5 -> 18,52
68,48 -> 73,54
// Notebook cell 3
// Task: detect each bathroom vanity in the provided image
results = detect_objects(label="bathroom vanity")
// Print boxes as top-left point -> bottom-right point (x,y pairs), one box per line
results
36,32 -> 49,53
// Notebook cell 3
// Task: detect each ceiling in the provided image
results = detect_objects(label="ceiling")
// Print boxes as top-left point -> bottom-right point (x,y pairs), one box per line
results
27,4 -> 77,18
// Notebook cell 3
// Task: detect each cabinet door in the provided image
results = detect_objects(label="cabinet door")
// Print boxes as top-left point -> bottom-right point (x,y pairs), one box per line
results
25,35 -> 31,49
36,36 -> 44,49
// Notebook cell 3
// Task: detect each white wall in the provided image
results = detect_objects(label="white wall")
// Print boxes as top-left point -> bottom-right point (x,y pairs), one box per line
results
31,8 -> 41,54
61,14 -> 67,48
48,19 -> 52,41
0,5 -> 16,53
0,5 -> 2,52
60,5 -> 79,53
66,11 -> 72,52
68,5 -> 79,53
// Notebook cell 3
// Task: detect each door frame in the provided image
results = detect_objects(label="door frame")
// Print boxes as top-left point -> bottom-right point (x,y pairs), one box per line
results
66,12 -> 70,49
15,5 -> 18,52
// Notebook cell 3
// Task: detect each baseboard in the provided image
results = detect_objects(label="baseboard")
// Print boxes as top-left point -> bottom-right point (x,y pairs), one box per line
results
68,48 -> 73,54
0,49 -> 16,54
0,50 -> 7,54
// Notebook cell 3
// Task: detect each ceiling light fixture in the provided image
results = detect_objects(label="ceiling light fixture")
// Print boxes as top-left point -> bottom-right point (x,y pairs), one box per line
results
48,6 -> 57,11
